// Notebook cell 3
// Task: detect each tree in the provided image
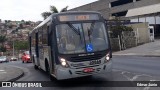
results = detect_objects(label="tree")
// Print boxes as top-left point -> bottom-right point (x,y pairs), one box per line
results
14,41 -> 29,51
0,35 -> 7,46
41,12 -> 52,20
21,20 -> 25,23
41,5 -> 68,19
0,46 -> 6,52
5,20 -> 8,23
19,23 -> 23,29
25,21 -> 31,25
50,6 -> 58,13
60,6 -> 68,12
109,17 -> 133,50
110,17 -> 133,38
0,35 -> 7,52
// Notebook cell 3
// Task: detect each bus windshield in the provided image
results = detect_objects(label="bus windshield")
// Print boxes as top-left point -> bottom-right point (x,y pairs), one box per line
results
56,22 -> 109,54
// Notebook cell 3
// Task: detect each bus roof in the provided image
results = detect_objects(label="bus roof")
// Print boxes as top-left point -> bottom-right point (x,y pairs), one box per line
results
29,11 -> 102,35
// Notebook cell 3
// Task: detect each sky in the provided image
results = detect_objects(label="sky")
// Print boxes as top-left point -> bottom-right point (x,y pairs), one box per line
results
0,0 -> 98,21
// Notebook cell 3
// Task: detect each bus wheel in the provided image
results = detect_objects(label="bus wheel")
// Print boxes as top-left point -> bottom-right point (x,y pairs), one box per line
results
45,62 -> 56,81
22,61 -> 24,63
45,61 -> 50,74
34,65 -> 38,70
32,56 -> 38,69
49,74 -> 56,81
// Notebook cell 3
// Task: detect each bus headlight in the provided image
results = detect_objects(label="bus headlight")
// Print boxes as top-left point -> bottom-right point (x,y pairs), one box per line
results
105,53 -> 110,63
59,58 -> 69,68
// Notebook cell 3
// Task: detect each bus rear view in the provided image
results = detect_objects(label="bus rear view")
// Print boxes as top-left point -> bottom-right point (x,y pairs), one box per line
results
30,11 -> 112,80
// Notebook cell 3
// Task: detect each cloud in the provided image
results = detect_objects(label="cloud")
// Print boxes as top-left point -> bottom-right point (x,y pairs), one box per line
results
0,0 -> 98,21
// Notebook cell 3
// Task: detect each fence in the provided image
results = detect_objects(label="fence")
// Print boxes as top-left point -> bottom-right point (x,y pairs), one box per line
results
109,31 -> 137,51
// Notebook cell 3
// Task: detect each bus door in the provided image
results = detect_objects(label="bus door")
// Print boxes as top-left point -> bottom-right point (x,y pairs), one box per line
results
38,29 -> 45,70
29,36 -> 32,57
35,32 -> 40,66
48,25 -> 55,74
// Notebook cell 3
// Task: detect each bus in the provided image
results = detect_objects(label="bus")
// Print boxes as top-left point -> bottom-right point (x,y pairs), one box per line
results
29,11 -> 112,80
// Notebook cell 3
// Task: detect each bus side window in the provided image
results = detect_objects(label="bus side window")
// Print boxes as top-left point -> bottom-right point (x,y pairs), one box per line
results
42,24 -> 48,45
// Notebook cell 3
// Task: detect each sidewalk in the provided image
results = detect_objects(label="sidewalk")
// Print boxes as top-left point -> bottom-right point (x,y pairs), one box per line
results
113,39 -> 160,57
0,65 -> 24,81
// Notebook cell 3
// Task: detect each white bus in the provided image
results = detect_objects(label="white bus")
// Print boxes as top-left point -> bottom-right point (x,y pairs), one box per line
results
29,11 -> 112,80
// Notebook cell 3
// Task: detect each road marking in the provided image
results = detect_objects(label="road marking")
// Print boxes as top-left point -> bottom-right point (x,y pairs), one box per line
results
0,70 -> 7,74
0,70 -> 5,72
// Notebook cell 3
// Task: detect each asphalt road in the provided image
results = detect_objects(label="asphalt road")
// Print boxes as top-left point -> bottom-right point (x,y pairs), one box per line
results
0,56 -> 160,90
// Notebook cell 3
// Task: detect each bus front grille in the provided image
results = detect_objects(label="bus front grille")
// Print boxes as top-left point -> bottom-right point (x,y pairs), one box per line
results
70,53 -> 104,62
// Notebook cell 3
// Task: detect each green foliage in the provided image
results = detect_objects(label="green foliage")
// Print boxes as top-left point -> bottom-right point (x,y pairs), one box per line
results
0,35 -> 7,45
109,17 -> 133,38
19,23 -> 23,29
60,6 -> 68,12
111,25 -> 133,38
14,41 -> 29,50
41,5 -> 68,20
0,46 -> 6,52
41,12 -> 52,20
25,21 -> 31,25
50,6 -> 58,13
0,35 -> 7,52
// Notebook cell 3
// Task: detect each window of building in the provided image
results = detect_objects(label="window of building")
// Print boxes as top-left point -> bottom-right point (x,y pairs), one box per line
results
111,0 -> 133,7
112,11 -> 128,17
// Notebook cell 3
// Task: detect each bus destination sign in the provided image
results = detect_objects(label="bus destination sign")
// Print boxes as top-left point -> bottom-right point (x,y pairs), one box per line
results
59,14 -> 99,22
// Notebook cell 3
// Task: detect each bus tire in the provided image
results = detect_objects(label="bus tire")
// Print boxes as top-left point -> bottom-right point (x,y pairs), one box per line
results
34,65 -> 38,70
45,61 -> 56,81
33,56 -> 38,70
45,60 -> 50,74
49,74 -> 56,81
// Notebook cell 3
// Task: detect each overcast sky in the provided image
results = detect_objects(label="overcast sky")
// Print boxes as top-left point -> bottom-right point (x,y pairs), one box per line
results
0,0 -> 98,21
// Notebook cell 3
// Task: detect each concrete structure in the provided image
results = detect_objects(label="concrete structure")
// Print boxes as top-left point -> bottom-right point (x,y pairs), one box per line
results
113,39 -> 160,56
70,0 -> 160,19
70,0 -> 160,38
0,65 -> 24,81
126,22 -> 150,44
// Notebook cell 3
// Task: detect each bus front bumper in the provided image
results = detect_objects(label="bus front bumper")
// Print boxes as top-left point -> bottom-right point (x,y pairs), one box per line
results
55,60 -> 112,80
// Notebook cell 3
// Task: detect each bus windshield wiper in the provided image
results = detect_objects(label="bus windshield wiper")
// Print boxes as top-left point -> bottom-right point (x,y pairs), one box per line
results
67,23 -> 83,43
67,23 -> 80,35
88,22 -> 95,36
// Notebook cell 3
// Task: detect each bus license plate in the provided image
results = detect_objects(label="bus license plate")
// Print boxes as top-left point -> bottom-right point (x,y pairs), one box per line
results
83,68 -> 94,73
89,60 -> 101,65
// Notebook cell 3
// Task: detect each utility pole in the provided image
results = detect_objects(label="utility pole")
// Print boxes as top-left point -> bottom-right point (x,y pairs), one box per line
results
13,40 -> 14,57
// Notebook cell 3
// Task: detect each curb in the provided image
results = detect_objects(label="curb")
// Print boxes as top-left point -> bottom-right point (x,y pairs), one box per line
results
0,65 -> 24,81
5,65 -> 25,81
8,70 -> 24,81
0,66 -> 24,87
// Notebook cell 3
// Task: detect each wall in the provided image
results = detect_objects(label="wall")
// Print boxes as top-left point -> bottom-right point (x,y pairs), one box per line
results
69,0 -> 110,19
110,38 -> 120,51
110,32 -> 137,51
126,22 -> 150,44
70,0 -> 160,19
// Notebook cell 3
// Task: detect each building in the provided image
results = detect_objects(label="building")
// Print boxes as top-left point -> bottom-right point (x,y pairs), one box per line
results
70,0 -> 160,38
